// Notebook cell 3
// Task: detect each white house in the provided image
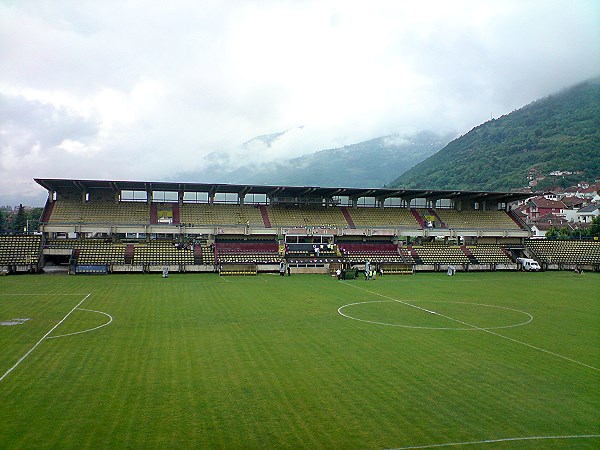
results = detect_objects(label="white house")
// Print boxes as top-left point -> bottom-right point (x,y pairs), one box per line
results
577,204 -> 600,224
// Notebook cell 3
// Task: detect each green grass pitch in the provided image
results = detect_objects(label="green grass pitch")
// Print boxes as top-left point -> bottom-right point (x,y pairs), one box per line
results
0,272 -> 599,449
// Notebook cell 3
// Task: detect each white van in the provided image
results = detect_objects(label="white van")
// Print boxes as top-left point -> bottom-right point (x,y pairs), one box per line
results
517,258 -> 541,271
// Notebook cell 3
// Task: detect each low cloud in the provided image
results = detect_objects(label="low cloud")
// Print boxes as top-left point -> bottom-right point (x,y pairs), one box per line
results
0,0 -> 598,205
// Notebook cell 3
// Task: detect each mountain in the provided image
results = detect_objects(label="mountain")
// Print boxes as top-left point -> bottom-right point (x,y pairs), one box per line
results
176,131 -> 452,188
242,130 -> 290,147
388,77 -> 600,191
229,131 -> 452,187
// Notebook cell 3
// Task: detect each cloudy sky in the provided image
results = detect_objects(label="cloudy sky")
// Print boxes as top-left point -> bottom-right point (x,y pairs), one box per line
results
1,0 -> 599,205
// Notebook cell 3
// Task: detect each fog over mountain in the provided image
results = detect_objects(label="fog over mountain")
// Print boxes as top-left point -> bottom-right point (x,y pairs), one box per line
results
174,130 -> 453,188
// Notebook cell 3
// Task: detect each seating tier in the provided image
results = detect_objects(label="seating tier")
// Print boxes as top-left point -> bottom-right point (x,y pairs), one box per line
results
348,207 -> 419,228
525,240 -> 600,264
266,206 -> 347,228
48,200 -> 150,224
432,210 -> 522,230
466,245 -> 513,264
0,236 -> 42,265
180,204 -> 265,226
411,245 -> 470,264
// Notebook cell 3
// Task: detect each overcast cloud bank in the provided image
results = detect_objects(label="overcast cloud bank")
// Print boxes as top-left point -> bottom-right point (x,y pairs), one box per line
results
1,0 -> 598,205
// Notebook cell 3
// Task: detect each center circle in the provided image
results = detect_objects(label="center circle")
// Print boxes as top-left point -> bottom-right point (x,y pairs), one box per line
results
337,300 -> 533,330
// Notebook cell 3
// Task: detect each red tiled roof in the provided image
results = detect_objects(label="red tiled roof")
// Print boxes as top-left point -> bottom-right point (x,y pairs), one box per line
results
529,197 -> 567,209
579,183 -> 600,194
561,195 -> 586,207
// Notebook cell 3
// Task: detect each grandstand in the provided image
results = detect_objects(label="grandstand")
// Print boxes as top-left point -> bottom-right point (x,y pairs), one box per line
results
0,235 -> 43,273
215,239 -> 280,265
1,178 -> 598,274
524,239 -> 600,270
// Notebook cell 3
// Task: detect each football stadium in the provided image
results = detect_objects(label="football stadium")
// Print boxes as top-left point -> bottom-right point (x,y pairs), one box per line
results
1,178 -> 599,449
3,177 -> 600,276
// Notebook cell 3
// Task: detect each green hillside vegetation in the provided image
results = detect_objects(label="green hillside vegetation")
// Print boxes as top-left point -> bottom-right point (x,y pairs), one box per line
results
389,77 -> 600,191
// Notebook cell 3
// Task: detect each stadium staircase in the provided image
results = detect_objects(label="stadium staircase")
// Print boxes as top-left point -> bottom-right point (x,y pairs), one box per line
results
340,207 -> 356,229
124,244 -> 135,264
172,204 -> 180,225
69,249 -> 80,267
150,204 -> 158,224
428,208 -> 446,228
461,246 -> 479,264
411,209 -> 426,228
407,246 -> 424,264
193,244 -> 203,264
259,205 -> 272,228
507,209 -> 528,230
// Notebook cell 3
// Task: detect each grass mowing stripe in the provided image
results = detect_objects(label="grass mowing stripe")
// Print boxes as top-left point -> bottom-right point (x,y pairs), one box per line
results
0,293 -> 91,383
0,273 -> 597,448
340,281 -> 600,372
391,434 -> 600,449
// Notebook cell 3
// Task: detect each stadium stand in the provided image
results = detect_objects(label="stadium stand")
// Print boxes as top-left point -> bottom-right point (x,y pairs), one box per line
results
285,243 -> 337,258
75,242 -> 126,266
219,264 -> 258,276
48,200 -> 150,225
18,178 -> 596,274
410,244 -> 471,265
46,238 -> 124,265
0,235 -> 43,273
215,240 -> 280,264
432,209 -> 522,230
180,204 -> 265,227
338,240 -> 405,263
346,207 -> 419,228
133,242 -> 194,266
525,239 -> 600,267
266,206 -> 347,228
466,244 -> 513,264
200,245 -> 216,265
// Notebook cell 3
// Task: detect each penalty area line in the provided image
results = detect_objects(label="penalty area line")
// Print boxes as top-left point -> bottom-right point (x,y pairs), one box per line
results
340,282 -> 599,372
0,293 -> 92,383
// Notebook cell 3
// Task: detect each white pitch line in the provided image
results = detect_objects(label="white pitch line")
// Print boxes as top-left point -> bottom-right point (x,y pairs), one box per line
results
338,300 -> 533,330
390,434 -> 600,449
0,293 -> 92,383
47,308 -> 113,339
0,293 -> 85,296
341,282 -> 600,372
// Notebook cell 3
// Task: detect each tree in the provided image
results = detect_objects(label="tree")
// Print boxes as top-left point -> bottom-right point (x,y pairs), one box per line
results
26,207 -> 43,233
0,209 -> 5,235
545,225 -> 573,239
10,204 -> 27,235
589,215 -> 600,238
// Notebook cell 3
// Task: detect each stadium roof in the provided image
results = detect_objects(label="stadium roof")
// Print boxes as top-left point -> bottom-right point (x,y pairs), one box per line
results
34,178 -> 530,204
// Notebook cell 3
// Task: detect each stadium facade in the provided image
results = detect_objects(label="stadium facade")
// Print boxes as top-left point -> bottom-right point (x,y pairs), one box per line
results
1,178 -> 599,275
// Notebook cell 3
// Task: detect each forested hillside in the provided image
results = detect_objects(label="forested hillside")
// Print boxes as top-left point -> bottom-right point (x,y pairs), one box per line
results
231,131 -> 451,187
176,131 -> 451,188
389,78 -> 600,191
